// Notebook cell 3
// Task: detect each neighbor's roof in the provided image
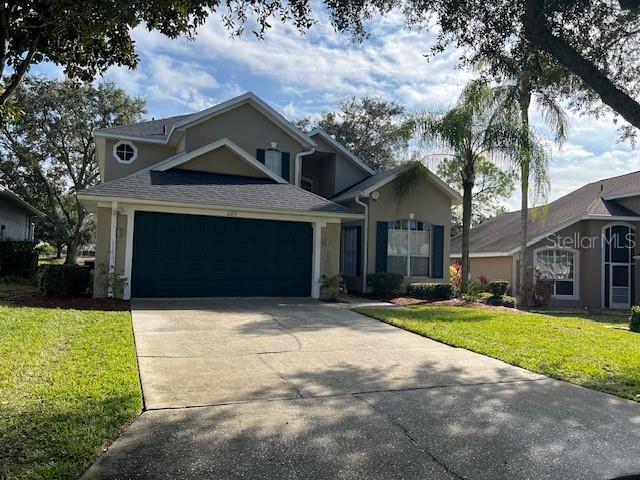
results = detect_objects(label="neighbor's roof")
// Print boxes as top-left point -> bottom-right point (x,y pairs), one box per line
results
0,185 -> 43,216
332,163 -> 462,204
93,92 -> 315,148
79,169 -> 358,217
451,170 -> 640,256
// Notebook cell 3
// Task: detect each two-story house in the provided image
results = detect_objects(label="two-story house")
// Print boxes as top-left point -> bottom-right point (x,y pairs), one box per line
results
78,93 -> 461,299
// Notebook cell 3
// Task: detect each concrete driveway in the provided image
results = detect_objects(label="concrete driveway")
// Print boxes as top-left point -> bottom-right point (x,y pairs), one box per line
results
84,298 -> 640,480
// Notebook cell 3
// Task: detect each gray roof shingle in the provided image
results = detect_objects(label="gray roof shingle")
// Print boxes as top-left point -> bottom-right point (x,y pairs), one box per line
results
82,169 -> 354,215
452,170 -> 640,254
95,114 -> 192,141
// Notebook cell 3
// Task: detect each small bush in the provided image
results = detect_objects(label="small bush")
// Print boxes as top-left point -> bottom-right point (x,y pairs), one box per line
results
321,274 -> 347,301
34,241 -> 55,256
478,274 -> 489,290
630,306 -> 640,333
484,295 -> 517,308
0,240 -> 38,277
38,264 -> 91,297
467,281 -> 486,298
366,272 -> 404,297
488,280 -> 510,297
533,279 -> 553,307
407,283 -> 453,301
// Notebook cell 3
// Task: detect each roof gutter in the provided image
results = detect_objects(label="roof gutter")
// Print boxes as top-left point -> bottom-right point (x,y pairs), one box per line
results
354,193 -> 369,292
294,147 -> 315,187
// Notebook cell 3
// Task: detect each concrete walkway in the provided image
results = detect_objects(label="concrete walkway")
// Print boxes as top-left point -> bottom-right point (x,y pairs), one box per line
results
84,298 -> 640,479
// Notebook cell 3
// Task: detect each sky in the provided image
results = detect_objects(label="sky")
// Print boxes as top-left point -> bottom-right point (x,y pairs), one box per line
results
33,8 -> 640,211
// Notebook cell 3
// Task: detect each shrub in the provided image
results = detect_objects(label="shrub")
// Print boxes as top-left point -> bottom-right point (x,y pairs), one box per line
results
366,272 -> 404,297
630,306 -> 640,333
0,240 -> 38,277
34,241 -> 55,257
95,263 -> 128,298
321,274 -> 347,301
488,280 -> 510,297
467,281 -> 486,298
38,264 -> 91,297
450,262 -> 462,297
478,274 -> 489,290
407,283 -> 453,301
484,294 -> 517,308
533,279 -> 553,307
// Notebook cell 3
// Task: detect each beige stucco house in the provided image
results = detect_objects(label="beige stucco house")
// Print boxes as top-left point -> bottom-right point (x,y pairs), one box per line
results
451,171 -> 640,309
78,92 -> 460,299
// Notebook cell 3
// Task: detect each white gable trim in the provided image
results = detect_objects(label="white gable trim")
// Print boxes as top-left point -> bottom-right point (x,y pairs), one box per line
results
150,138 -> 287,184
332,164 -> 463,204
309,128 -> 375,175
93,92 -> 317,149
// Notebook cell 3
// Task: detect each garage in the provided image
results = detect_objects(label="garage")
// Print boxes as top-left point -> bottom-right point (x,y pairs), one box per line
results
131,211 -> 312,297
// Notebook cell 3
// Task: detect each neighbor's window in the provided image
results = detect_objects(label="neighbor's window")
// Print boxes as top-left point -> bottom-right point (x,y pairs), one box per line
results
535,249 -> 577,298
113,141 -> 137,164
388,220 -> 430,277
341,226 -> 360,277
265,149 -> 283,176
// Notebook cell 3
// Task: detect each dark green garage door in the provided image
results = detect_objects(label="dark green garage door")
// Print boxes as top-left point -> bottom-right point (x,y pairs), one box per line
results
131,212 -> 312,297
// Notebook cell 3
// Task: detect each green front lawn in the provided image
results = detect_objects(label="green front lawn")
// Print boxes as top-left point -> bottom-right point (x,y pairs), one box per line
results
0,305 -> 142,479
355,306 -> 640,401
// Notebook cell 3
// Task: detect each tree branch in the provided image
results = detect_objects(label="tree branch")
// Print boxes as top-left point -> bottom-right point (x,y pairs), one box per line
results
523,0 -> 640,129
0,35 -> 39,107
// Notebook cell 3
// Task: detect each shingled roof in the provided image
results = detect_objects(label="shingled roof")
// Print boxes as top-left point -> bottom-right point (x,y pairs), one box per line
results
94,114 -> 192,141
80,169 -> 355,216
452,170 -> 640,255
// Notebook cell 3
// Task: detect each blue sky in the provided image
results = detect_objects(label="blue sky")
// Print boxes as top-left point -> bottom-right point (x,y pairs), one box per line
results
33,8 -> 638,210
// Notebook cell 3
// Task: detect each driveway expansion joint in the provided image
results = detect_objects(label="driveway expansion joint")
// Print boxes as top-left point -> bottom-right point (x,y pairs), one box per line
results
353,393 -> 467,480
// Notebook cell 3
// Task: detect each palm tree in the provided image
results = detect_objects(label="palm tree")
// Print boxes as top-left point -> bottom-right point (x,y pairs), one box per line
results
399,80 -> 521,294
494,72 -> 568,305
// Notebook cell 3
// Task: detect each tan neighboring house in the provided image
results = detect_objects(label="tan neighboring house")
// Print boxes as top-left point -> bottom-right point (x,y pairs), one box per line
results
0,185 -> 42,241
451,171 -> 640,309
77,92 -> 461,299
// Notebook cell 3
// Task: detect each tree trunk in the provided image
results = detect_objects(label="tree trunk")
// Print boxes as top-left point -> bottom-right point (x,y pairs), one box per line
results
55,243 -> 62,259
461,176 -> 474,295
518,80 -> 532,306
64,239 -> 78,265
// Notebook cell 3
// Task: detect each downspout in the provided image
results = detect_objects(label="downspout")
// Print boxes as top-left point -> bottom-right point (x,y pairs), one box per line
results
355,193 -> 368,293
294,148 -> 315,187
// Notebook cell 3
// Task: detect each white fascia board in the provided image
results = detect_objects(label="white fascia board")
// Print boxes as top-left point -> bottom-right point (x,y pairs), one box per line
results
450,252 -> 514,258
309,128 -> 375,175
150,137 -> 287,184
92,92 -> 316,149
77,193 -> 364,222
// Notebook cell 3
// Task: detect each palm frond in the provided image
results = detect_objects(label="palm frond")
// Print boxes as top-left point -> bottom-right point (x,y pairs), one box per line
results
536,91 -> 569,146
394,160 -> 431,202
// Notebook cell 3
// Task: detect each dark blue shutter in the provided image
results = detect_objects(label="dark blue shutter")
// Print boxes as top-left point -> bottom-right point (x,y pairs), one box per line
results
256,149 -> 265,164
432,224 -> 444,278
376,222 -> 388,273
281,152 -> 290,181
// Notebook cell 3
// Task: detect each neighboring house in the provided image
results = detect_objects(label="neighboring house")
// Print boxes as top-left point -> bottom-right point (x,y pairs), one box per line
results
451,171 -> 640,310
0,184 -> 42,241
78,92 -> 460,299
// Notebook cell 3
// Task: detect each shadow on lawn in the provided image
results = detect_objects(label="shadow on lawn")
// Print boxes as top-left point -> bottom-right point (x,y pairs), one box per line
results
0,393 -> 141,479
83,361 -> 640,480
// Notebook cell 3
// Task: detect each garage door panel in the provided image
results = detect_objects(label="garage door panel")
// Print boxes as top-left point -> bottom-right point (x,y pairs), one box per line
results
131,212 -> 312,297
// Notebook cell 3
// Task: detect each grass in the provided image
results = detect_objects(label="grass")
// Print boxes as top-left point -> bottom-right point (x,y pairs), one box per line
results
0,305 -> 142,479
355,305 -> 640,402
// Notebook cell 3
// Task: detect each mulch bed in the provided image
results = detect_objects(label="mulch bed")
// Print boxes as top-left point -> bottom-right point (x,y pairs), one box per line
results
1,285 -> 130,311
369,295 -> 524,313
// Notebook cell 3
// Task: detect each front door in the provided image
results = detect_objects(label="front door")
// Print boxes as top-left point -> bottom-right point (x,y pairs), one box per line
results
610,264 -> 631,309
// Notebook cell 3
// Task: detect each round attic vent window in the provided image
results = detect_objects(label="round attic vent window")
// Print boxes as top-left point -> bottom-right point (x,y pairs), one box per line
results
113,141 -> 137,164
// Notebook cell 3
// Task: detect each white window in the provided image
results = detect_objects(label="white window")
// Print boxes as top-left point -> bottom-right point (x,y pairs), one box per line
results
534,248 -> 578,299
113,141 -> 137,164
341,226 -> 360,277
387,220 -> 430,277
265,149 -> 283,176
